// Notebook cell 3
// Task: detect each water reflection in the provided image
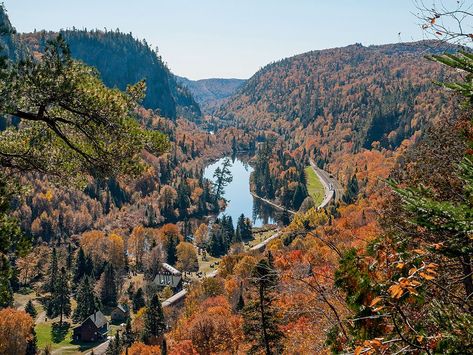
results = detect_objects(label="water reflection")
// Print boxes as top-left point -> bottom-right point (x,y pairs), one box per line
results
204,157 -> 276,227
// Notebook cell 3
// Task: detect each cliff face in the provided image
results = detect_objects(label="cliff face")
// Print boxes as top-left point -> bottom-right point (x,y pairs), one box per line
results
20,29 -> 201,121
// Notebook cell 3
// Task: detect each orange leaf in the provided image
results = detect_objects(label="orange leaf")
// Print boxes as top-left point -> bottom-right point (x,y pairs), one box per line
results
420,272 -> 435,280
370,297 -> 382,307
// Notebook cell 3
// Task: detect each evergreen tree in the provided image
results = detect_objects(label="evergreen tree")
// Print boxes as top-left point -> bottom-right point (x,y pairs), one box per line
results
243,253 -> 283,354
47,247 -> 58,293
132,287 -> 146,312
73,276 -> 99,322
99,263 -> 118,307
0,255 -> 14,308
177,181 -> 190,218
47,267 -> 71,325
66,243 -> 73,270
165,236 -> 178,266
342,173 -> 359,204
292,183 -> 306,210
142,294 -> 166,344
122,317 -> 134,351
106,331 -> 121,355
236,214 -> 253,242
73,247 -> 87,285
213,158 -> 233,199
24,299 -> 37,319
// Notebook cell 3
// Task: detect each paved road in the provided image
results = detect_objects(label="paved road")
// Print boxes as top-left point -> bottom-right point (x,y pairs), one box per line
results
250,231 -> 282,251
309,159 -> 343,207
86,339 -> 110,355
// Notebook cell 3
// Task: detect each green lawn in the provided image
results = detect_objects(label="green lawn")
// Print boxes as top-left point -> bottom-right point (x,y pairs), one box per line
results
305,166 -> 325,206
36,322 -> 76,353
35,321 -> 103,354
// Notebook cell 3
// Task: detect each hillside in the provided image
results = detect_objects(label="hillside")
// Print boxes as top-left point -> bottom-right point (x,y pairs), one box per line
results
176,76 -> 245,113
217,41 -> 455,158
20,29 -> 201,121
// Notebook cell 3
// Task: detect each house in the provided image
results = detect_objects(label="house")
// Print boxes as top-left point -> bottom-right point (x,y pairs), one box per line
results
111,303 -> 129,323
73,311 -> 109,342
153,263 -> 182,291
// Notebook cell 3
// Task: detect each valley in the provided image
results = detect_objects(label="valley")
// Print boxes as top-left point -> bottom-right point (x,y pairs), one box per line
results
0,2 -> 472,355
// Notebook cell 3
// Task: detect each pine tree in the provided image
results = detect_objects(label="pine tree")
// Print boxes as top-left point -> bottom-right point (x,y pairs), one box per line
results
132,287 -> 145,312
66,243 -> 73,270
292,183 -> 306,210
106,331 -> 121,355
243,253 -> 283,354
213,158 -> 233,199
25,299 -> 37,319
73,247 -> 87,285
47,247 -> 58,293
73,276 -> 99,322
165,237 -> 178,266
99,263 -> 117,307
48,267 -> 71,325
122,317 -> 134,351
236,214 -> 253,242
142,294 -> 166,344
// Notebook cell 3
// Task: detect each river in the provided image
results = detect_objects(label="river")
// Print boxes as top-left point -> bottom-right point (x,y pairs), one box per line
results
204,157 -> 276,227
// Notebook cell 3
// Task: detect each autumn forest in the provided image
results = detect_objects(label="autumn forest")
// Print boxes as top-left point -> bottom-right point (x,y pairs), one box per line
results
0,2 -> 472,355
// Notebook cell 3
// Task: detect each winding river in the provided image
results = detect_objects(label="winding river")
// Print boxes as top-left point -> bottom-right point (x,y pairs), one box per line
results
204,157 -> 276,227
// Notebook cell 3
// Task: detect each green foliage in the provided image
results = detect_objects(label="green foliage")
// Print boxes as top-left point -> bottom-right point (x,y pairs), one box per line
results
207,215 -> 235,257
213,157 -> 233,200
0,175 -> 29,308
132,287 -> 145,313
99,263 -> 118,307
243,253 -> 283,354
334,248 -> 382,341
235,214 -> 253,243
73,276 -> 99,323
106,331 -> 122,355
142,293 -> 166,344
342,174 -> 359,204
47,267 -> 71,324
429,300 -> 473,354
0,35 -> 169,184
32,29 -> 201,120
24,299 -> 37,319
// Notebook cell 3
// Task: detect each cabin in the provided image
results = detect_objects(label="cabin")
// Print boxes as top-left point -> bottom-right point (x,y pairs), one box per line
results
73,311 -> 109,342
153,263 -> 182,291
111,304 -> 129,323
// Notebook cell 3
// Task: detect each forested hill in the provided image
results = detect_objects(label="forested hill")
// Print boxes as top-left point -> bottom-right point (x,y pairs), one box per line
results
20,29 -> 201,121
0,7 -> 26,62
176,76 -> 245,113
217,41 -> 456,155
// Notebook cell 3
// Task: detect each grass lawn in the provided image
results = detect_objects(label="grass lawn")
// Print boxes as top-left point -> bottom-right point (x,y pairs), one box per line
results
305,166 -> 325,206
35,322 -> 77,353
245,230 -> 276,249
36,321 -> 102,354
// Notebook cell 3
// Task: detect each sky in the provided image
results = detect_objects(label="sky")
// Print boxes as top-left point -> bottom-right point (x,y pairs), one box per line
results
3,1 -> 426,80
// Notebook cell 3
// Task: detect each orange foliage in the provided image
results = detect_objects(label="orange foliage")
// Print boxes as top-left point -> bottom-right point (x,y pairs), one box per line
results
0,308 -> 35,355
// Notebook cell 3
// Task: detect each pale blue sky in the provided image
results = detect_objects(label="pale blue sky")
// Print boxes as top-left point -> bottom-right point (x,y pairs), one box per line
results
3,1 -> 425,79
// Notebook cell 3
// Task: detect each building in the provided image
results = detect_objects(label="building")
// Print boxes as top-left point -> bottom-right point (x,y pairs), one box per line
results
111,304 -> 129,323
73,311 -> 109,342
153,263 -> 182,291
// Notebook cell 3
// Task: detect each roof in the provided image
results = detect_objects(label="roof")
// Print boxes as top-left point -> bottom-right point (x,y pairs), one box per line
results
85,311 -> 108,329
116,304 -> 129,313
161,263 -> 181,275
